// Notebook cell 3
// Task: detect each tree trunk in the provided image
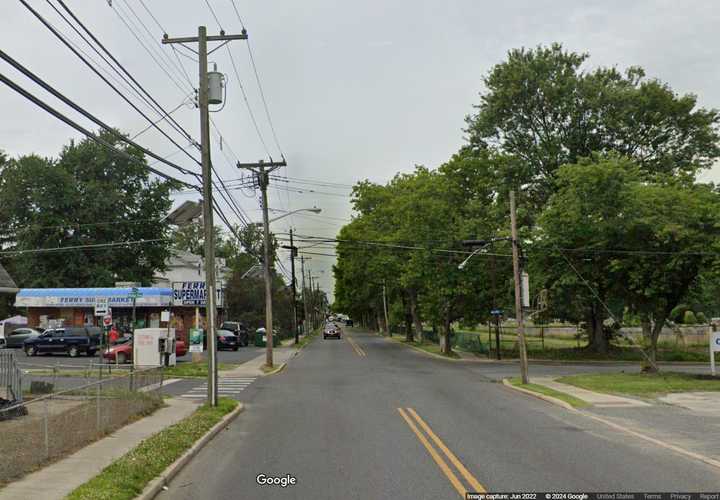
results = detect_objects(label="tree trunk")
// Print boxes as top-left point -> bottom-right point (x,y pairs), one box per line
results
587,304 -> 608,354
439,315 -> 452,355
408,289 -> 424,342
640,314 -> 652,344
643,315 -> 664,373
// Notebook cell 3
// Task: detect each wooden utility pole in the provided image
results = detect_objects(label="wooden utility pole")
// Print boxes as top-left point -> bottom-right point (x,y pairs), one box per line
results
163,27 -> 247,406
282,230 -> 299,344
237,159 -> 287,368
510,190 -> 529,384
301,256 -> 309,335
382,281 -> 390,336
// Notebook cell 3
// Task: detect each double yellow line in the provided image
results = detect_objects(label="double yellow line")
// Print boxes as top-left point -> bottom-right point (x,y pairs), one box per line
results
397,407 -> 485,498
346,335 -> 366,357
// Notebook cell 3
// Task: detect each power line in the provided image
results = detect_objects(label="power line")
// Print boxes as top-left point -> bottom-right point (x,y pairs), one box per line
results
204,0 -> 225,31
0,70 -> 198,190
22,0 -> 203,168
0,238 -> 166,256
0,49 -> 199,180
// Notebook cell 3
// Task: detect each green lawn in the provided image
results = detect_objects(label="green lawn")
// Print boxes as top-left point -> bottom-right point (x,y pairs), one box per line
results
67,398 -> 238,500
557,371 -> 720,396
508,377 -> 589,408
389,334 -> 460,359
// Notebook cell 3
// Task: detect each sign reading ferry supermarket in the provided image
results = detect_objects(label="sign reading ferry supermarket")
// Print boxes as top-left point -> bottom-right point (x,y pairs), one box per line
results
171,281 -> 224,308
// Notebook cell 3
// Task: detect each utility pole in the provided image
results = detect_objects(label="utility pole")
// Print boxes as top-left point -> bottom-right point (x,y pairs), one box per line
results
301,256 -> 309,335
308,273 -> 315,330
510,190 -> 529,384
282,230 -> 299,344
237,160 -> 287,367
382,280 -> 390,336
162,27 -> 247,406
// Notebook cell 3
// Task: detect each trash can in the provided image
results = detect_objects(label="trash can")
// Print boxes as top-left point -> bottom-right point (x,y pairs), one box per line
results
255,328 -> 266,347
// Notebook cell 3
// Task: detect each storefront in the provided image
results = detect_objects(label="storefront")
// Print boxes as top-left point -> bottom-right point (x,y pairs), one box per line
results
15,285 -> 225,344
15,287 -> 173,331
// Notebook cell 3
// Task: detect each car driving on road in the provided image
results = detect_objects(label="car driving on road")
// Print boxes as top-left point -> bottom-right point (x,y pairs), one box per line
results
323,322 -> 342,340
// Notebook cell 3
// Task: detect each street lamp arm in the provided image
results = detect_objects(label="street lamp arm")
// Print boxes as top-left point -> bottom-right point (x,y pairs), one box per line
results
267,207 -> 321,224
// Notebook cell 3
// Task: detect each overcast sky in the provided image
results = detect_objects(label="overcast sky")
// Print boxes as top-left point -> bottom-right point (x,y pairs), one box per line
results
3,1 -> 720,298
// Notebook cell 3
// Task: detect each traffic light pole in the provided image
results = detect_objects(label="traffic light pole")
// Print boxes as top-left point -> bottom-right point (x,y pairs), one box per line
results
162,26 -> 247,407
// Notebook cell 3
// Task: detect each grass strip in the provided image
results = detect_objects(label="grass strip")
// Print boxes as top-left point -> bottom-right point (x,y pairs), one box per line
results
389,334 -> 460,359
159,362 -> 237,378
557,371 -> 720,396
508,377 -> 589,408
66,398 -> 238,500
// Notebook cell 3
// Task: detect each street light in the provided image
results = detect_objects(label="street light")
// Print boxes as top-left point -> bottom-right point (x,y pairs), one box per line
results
251,207 -> 322,226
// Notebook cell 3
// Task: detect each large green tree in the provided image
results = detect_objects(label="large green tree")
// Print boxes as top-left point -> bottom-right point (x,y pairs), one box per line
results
466,43 -> 720,209
534,155 -> 720,363
0,132 -> 176,287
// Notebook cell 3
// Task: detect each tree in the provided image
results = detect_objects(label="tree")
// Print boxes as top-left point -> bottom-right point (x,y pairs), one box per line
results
0,133 -> 176,287
534,155 -> 720,363
466,43 -> 720,210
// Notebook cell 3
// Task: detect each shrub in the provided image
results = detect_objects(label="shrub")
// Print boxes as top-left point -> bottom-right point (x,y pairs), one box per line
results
683,310 -> 698,324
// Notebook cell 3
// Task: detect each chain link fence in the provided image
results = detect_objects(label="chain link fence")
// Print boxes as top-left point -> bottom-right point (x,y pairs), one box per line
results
0,366 -> 164,484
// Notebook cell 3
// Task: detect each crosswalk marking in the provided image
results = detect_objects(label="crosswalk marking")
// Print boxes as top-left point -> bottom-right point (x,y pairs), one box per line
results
179,376 -> 258,399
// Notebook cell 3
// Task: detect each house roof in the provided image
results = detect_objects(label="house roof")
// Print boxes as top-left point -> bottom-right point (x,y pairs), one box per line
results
0,263 -> 18,293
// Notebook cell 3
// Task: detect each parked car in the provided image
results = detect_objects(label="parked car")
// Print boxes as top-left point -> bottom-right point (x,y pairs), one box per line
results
220,321 -> 250,346
102,337 -> 188,364
24,327 -> 101,357
1,327 -> 44,348
216,329 -> 240,351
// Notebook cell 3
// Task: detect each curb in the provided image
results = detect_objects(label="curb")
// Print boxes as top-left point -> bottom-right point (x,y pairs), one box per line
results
137,402 -> 245,500
501,379 -> 720,472
501,378 -> 575,410
262,362 -> 288,376
379,333 -> 463,362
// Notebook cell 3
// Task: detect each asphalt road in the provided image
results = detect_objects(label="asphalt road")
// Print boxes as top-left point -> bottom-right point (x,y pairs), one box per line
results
158,328 -> 720,499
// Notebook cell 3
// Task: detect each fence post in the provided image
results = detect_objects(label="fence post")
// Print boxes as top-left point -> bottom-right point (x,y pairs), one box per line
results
96,380 -> 101,438
44,397 -> 49,459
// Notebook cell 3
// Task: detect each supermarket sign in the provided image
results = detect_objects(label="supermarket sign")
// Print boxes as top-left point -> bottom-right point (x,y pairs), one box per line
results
172,281 -> 224,307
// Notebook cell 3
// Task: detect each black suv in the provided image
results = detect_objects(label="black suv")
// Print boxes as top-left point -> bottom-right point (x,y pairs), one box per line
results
220,321 -> 250,347
24,326 -> 101,357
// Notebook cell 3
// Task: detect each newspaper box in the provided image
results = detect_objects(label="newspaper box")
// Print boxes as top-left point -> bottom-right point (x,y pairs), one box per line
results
133,328 -> 177,367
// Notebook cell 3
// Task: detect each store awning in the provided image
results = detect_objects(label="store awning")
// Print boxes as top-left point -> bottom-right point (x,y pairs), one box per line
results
15,287 -> 172,308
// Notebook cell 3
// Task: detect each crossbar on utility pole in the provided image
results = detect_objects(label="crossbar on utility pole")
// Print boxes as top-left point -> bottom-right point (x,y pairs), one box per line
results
162,26 -> 247,407
238,159 -> 287,367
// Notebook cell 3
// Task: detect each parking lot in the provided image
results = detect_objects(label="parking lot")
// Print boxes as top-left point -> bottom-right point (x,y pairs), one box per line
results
11,345 -> 267,369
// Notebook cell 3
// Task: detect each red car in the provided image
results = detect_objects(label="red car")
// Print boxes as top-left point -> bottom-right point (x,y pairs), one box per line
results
102,338 -> 187,364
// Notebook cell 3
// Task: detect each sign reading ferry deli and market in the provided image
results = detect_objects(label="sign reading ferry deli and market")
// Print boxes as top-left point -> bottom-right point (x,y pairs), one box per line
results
171,281 -> 224,308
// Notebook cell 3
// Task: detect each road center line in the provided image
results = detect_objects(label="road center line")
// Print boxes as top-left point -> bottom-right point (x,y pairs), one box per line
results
346,335 -> 367,357
406,408 -> 486,493
397,408 -> 467,498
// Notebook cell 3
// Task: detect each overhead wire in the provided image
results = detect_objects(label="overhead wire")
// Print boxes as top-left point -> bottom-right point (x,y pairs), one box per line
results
0,70 -> 197,190
22,0 -> 203,169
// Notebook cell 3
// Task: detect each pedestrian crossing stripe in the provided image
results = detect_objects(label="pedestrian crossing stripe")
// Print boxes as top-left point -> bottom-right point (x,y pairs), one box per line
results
179,377 -> 257,399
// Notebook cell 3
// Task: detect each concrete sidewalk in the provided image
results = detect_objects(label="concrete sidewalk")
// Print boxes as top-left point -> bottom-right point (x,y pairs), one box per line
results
532,377 -> 651,407
220,347 -> 298,378
0,399 -> 199,500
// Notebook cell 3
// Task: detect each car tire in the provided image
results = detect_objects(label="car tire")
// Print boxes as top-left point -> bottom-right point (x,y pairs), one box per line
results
25,345 -> 36,356
117,352 -> 127,364
87,349 -> 96,357
323,335 -> 327,340
68,346 -> 79,358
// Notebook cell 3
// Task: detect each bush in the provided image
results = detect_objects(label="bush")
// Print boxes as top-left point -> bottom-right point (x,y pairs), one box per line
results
696,311 -> 708,324
683,310 -> 698,324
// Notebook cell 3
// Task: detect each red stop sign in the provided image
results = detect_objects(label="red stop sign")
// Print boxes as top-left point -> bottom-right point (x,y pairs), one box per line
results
103,314 -> 112,327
